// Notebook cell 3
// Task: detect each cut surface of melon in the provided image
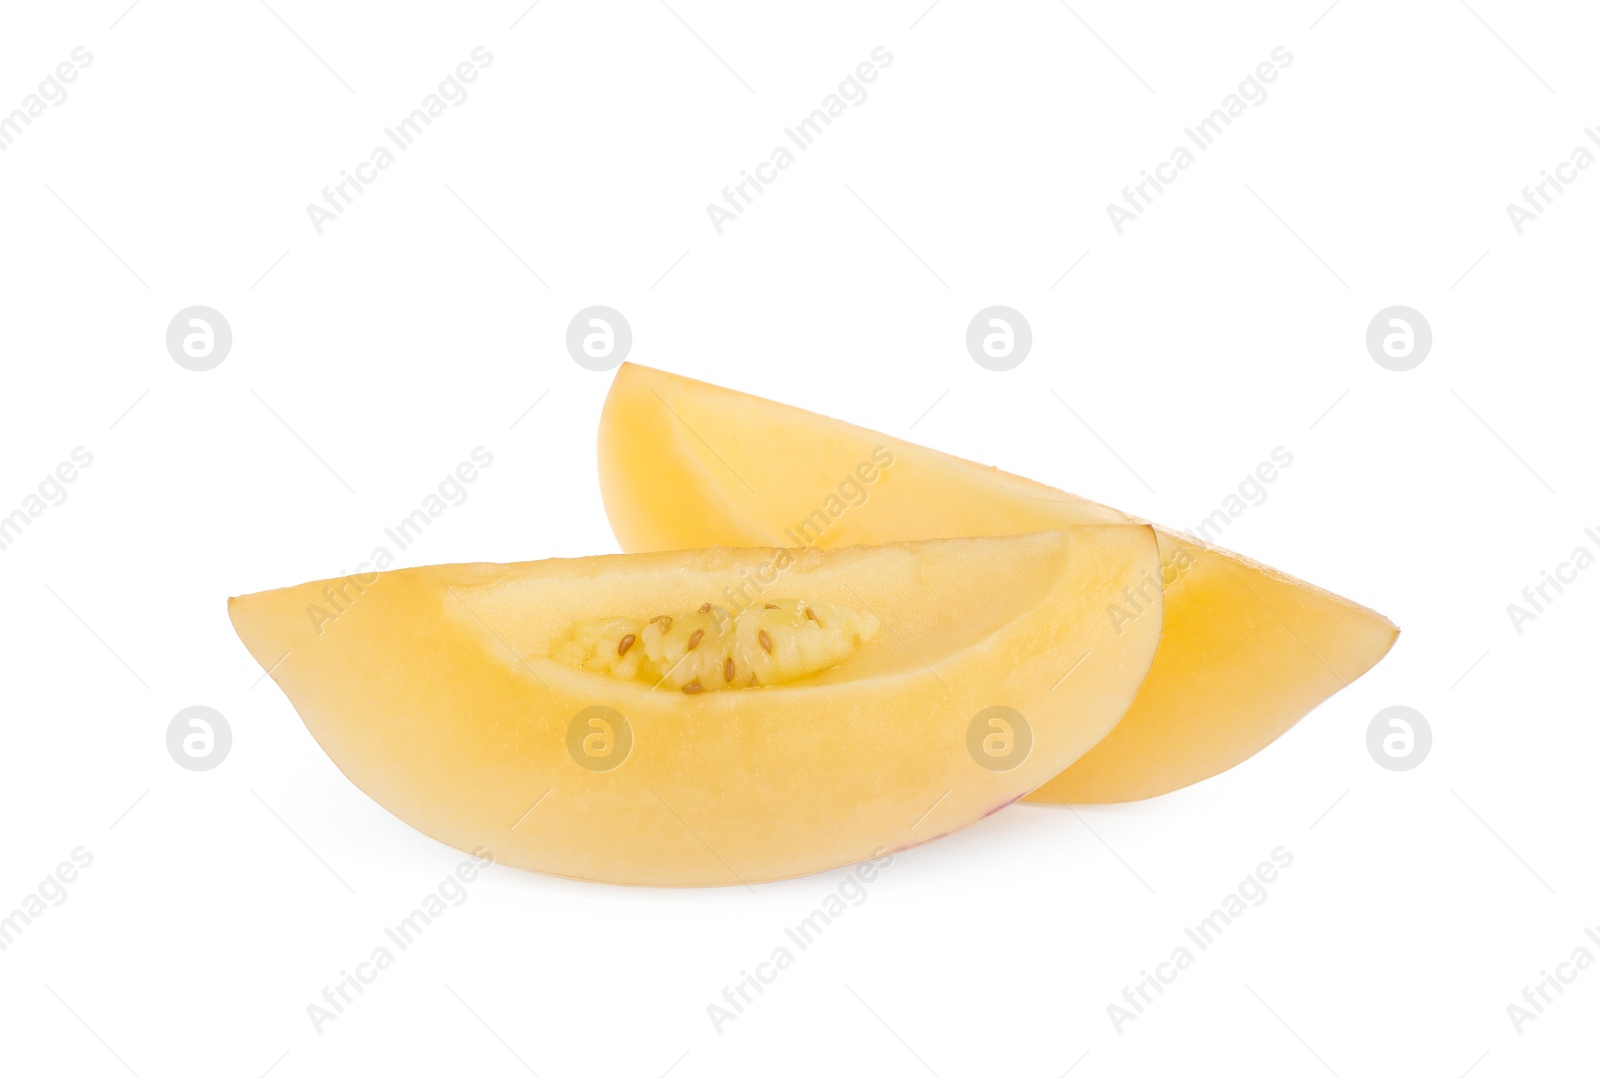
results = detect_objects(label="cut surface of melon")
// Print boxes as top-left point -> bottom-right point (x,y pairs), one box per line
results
598,363 -> 1399,804
229,529 -> 1162,886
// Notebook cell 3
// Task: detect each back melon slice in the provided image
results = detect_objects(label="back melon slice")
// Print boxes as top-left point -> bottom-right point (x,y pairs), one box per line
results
597,363 -> 1399,804
230,529 -> 1162,886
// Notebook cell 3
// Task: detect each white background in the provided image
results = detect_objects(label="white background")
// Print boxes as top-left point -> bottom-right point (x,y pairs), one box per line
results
1,1 -> 1595,1075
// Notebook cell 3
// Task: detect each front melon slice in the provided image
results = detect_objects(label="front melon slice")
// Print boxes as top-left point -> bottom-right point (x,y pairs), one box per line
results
229,529 -> 1162,886
597,363 -> 1399,804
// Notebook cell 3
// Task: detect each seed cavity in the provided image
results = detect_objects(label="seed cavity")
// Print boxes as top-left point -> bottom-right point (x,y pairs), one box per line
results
553,598 -> 880,693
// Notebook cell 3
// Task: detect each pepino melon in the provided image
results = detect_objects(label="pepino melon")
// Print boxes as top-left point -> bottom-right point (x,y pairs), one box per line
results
231,529 -> 1162,886
597,363 -> 1398,804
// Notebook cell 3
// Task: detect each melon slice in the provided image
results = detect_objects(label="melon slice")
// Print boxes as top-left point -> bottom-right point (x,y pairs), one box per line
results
597,363 -> 1398,804
229,529 -> 1162,886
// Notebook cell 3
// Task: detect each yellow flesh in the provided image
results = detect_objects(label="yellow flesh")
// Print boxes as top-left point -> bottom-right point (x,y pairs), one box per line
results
230,530 -> 1164,886
598,363 -> 1399,804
